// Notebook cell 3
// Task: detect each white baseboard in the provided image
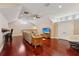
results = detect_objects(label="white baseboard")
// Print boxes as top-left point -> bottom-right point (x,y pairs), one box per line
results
0,43 -> 4,53
13,34 -> 22,37
50,37 -> 59,39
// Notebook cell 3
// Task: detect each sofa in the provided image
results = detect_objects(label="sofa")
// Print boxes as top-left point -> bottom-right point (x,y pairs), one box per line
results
64,35 -> 79,49
22,29 -> 37,44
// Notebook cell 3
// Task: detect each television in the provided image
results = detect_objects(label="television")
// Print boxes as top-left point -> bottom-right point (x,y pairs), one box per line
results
42,28 -> 50,33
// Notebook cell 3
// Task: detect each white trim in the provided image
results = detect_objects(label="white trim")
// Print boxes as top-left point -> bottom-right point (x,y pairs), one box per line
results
13,33 -> 22,37
50,37 -> 59,39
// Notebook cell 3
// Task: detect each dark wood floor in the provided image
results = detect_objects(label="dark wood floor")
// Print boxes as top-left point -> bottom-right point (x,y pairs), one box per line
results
0,36 -> 79,56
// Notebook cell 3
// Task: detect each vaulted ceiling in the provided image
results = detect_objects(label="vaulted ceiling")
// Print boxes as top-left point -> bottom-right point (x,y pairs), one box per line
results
0,3 -> 79,22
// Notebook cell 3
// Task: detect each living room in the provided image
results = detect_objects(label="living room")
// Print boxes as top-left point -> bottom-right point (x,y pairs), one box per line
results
0,3 -> 79,56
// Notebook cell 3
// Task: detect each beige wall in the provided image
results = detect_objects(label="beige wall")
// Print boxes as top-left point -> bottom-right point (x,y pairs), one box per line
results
56,19 -> 79,39
9,16 -> 79,39
51,23 -> 58,37
74,19 -> 79,35
9,16 -> 54,38
56,20 -> 74,39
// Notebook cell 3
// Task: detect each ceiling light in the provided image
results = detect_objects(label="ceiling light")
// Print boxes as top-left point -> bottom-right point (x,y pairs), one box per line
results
19,20 -> 28,24
33,16 -> 36,20
58,5 -> 62,8
75,14 -> 79,19
67,16 -> 73,20
33,15 -> 40,20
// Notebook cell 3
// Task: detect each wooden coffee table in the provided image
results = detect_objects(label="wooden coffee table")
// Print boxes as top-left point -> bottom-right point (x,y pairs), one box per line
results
32,35 -> 43,48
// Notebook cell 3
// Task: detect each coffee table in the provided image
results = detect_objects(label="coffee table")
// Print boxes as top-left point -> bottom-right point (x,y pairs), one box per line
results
32,35 -> 43,48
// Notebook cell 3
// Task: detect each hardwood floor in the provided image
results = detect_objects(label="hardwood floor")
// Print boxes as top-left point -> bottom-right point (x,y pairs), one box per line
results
0,36 -> 79,56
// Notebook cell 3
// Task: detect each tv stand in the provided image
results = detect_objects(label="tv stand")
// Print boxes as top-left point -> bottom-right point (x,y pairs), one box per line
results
42,33 -> 50,39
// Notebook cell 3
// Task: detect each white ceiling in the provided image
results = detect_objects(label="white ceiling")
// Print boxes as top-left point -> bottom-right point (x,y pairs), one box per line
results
0,3 -> 79,22
0,3 -> 21,22
22,3 -> 79,17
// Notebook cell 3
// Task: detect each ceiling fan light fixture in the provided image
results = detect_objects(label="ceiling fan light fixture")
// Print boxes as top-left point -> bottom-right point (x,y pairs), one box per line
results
33,16 -> 36,20
58,5 -> 62,8
33,15 -> 40,19
24,11 -> 29,14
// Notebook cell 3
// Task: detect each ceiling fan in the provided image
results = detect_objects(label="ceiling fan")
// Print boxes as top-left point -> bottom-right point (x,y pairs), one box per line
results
24,11 -> 29,14
23,11 -> 40,19
32,15 -> 40,18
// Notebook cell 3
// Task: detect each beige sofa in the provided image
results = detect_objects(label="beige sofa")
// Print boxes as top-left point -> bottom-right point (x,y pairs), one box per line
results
64,35 -> 79,42
54,35 -> 79,49
22,29 -> 37,44
65,35 -> 79,49
55,35 -> 79,42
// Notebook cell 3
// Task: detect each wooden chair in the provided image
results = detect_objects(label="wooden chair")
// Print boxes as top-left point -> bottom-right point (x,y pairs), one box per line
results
5,29 -> 13,44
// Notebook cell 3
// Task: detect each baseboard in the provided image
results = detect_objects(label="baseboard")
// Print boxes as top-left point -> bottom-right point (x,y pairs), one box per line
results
50,37 -> 59,39
13,34 -> 22,37
0,43 -> 4,53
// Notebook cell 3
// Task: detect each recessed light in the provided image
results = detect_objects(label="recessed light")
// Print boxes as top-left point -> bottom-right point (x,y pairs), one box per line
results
58,5 -> 62,8
19,20 -> 28,24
